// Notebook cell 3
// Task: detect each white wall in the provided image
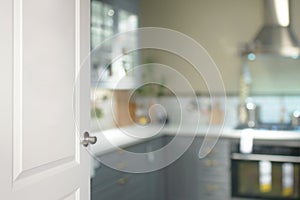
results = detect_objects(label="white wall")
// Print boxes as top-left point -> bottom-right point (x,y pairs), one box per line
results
139,0 -> 300,94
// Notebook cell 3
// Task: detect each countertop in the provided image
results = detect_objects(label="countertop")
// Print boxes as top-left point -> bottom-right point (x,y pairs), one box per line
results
90,124 -> 300,156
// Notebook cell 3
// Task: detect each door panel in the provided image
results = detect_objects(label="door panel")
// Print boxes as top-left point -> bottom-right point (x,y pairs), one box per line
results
0,0 -> 90,199
21,0 -> 76,173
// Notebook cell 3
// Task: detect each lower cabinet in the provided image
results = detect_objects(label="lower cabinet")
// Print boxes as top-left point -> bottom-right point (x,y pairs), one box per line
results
91,136 -> 231,200
91,137 -> 166,200
92,171 -> 149,200
165,136 -> 231,200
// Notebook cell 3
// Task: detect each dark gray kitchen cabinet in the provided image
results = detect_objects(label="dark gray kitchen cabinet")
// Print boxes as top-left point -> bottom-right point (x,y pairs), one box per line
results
165,136 -> 231,200
91,135 -> 231,200
91,142 -> 147,200
144,137 -> 166,200
164,136 -> 200,200
91,137 -> 166,200
91,164 -> 150,200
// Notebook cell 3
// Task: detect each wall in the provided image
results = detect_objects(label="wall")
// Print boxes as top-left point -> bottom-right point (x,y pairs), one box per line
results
139,0 -> 300,94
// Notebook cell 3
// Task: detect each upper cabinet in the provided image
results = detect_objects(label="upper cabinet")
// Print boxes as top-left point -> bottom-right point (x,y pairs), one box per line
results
91,0 -> 140,89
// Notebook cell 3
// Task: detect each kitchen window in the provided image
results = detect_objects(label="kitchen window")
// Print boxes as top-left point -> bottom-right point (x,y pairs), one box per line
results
90,0 -> 140,131
90,0 -> 140,88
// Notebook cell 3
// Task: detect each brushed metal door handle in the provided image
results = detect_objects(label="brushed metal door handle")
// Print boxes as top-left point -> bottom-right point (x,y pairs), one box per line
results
81,131 -> 97,147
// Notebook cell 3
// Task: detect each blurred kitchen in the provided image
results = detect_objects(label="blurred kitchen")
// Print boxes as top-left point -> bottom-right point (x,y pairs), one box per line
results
90,0 -> 300,200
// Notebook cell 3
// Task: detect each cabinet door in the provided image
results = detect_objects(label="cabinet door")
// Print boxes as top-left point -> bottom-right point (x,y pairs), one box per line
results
165,136 -> 200,200
196,138 -> 231,200
91,137 -> 166,200
91,141 -> 149,200
165,136 -> 231,200
145,137 -> 166,200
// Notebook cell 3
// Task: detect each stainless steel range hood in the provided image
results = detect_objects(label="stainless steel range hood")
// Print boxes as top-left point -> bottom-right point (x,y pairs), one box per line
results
243,0 -> 300,58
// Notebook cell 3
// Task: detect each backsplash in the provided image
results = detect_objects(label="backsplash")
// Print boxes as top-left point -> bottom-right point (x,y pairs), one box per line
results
147,96 -> 237,127
155,95 -> 300,127
254,96 -> 300,124
90,89 -> 300,132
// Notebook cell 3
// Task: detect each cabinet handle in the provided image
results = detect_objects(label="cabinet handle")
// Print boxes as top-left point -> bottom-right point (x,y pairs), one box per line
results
204,159 -> 218,167
117,149 -> 126,154
211,160 -> 218,166
206,184 -> 219,192
117,162 -> 128,170
117,177 -> 128,185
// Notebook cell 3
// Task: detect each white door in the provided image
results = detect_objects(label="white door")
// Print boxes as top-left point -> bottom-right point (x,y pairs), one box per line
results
0,0 -> 91,199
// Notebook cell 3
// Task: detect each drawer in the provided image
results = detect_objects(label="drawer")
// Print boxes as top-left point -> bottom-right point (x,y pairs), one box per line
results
191,138 -> 230,160
92,174 -> 147,200
121,173 -> 147,190
198,160 -> 230,181
199,156 -> 230,167
92,181 -> 124,200
206,147 -> 230,159
121,187 -> 148,200
200,194 -> 231,200
198,156 -> 230,170
199,170 -> 230,182
98,143 -> 150,172
98,150 -> 128,168
198,180 -> 231,197
203,140 -> 230,159
91,164 -> 122,189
